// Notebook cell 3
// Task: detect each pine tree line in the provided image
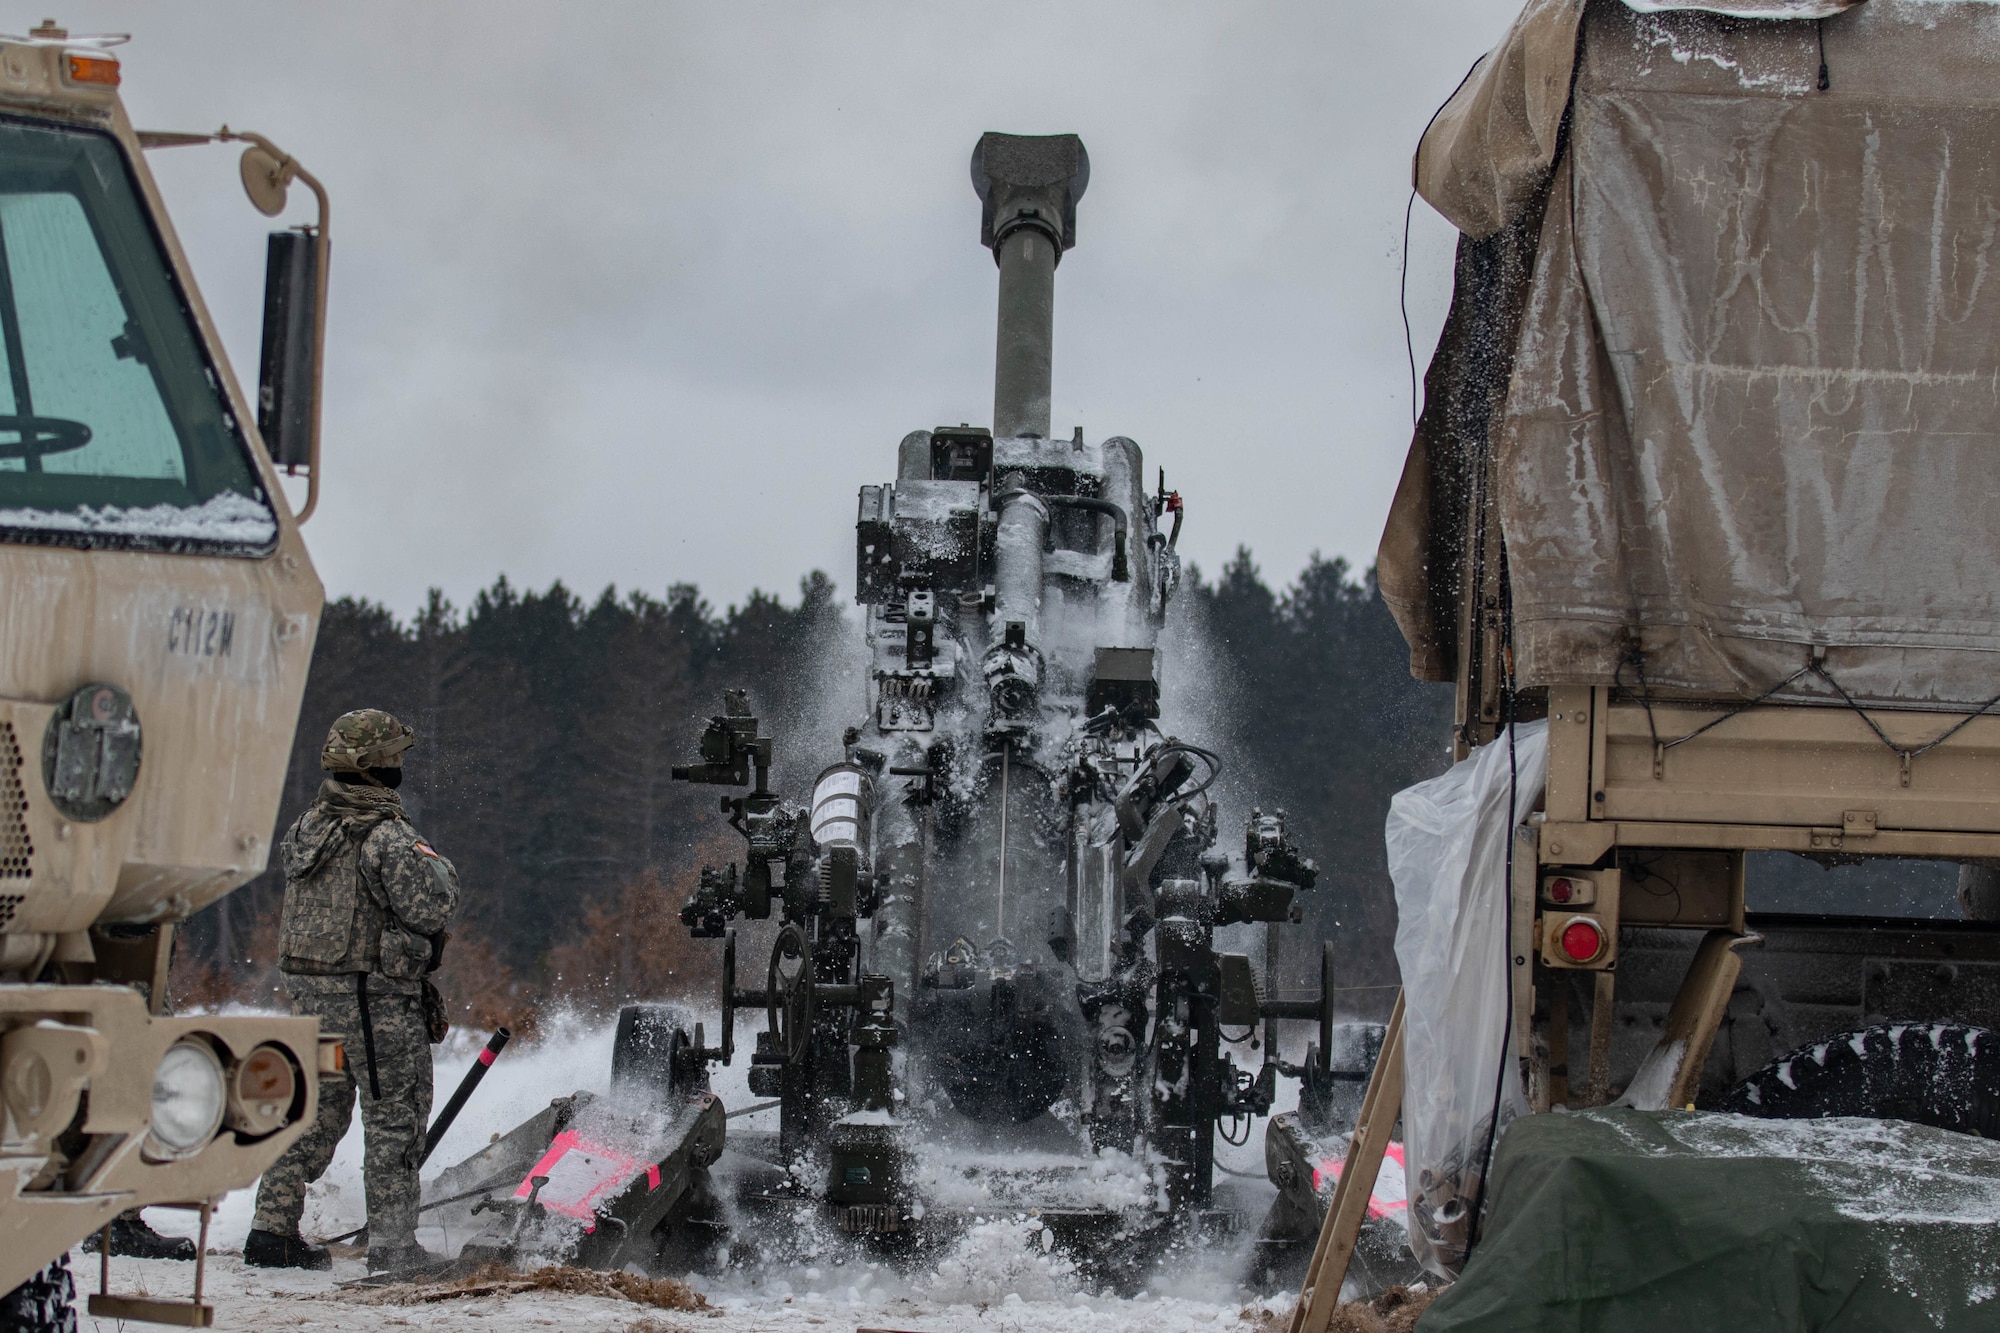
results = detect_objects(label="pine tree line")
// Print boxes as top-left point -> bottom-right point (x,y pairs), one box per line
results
177,555 -> 1447,1023
1188,550 -> 1452,999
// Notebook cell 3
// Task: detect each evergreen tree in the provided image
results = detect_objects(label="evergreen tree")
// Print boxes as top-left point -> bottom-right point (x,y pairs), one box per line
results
1187,550 -> 1452,994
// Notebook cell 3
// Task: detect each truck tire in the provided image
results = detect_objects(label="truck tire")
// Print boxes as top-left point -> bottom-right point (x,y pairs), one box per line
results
1716,1022 -> 2000,1138
0,1254 -> 77,1333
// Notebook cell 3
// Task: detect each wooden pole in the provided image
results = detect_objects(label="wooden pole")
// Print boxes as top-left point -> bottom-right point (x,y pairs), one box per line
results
1290,989 -> 1406,1333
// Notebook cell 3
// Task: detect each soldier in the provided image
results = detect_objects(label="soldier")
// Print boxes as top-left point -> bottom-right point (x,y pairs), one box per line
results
244,709 -> 461,1276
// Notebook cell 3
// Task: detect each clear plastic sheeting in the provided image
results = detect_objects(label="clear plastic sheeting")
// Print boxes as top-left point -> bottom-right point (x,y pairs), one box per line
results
1388,720 -> 1546,1277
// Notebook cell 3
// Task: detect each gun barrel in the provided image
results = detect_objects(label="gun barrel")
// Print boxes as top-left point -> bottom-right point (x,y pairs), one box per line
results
972,132 -> 1089,439
994,226 -> 1056,439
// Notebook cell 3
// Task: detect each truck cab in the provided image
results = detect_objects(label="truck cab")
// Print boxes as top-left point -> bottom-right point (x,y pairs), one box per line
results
0,21 -> 330,1314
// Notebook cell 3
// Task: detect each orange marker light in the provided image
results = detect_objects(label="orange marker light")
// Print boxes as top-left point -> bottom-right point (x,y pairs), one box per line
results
66,54 -> 119,86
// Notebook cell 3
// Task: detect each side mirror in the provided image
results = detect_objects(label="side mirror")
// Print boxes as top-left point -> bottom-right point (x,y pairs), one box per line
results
239,144 -> 293,217
227,132 -> 329,519
257,229 -> 321,471
137,128 -> 330,518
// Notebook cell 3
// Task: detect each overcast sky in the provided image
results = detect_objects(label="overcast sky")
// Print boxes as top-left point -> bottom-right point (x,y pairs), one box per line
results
59,1 -> 1521,619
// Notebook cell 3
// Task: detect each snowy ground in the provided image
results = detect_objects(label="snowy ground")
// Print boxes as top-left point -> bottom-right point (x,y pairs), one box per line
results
79,1011 -> 1321,1332
69,1246 -> 1298,1333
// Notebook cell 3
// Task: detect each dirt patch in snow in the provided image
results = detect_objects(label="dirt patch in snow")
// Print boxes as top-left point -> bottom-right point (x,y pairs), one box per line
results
1326,1285 -> 1435,1333
347,1263 -> 707,1311
1239,1286 -> 1434,1333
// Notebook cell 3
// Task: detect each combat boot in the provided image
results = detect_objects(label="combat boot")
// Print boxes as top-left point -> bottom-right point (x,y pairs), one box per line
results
243,1228 -> 332,1271
364,1241 -> 438,1277
82,1210 -> 198,1260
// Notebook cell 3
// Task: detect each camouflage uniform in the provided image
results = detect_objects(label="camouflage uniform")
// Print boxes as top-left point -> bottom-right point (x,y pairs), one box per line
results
251,712 -> 460,1254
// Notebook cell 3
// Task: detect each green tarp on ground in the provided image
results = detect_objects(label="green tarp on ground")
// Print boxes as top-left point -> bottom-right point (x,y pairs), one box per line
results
1418,1109 -> 2000,1332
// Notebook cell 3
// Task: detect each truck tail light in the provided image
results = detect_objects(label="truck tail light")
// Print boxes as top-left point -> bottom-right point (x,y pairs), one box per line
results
1559,917 -> 1607,964
1547,876 -> 1575,904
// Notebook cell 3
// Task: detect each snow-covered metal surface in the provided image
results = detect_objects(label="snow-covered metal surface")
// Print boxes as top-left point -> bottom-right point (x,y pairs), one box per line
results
1386,721 -> 1545,1276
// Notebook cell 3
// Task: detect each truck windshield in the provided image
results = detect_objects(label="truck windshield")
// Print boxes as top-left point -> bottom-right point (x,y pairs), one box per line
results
0,116 -> 275,554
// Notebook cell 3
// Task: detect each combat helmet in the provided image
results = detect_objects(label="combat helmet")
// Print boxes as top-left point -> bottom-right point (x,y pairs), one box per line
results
320,709 -> 416,773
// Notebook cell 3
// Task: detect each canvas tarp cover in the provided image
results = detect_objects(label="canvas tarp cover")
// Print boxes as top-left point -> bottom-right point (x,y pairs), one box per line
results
1383,1 -> 2000,706
1412,0 -> 1867,243
1416,1108 -> 2000,1331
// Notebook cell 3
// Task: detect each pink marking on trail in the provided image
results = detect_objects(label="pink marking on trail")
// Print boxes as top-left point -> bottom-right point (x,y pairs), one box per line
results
1314,1140 -> 1409,1219
514,1129 -> 645,1222
648,1163 -> 662,1191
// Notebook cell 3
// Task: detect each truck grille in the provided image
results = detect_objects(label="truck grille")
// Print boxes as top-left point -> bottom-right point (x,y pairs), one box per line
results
0,722 -> 31,878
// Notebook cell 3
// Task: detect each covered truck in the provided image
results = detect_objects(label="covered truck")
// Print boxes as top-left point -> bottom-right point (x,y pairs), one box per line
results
1376,0 -> 2000,1318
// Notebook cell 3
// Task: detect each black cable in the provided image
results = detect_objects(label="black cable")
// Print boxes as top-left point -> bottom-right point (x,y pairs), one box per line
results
1615,645 -> 2000,780
1151,741 -> 1223,801
1466,571 -> 1518,1255
1214,1159 -> 1267,1180
1808,662 -> 2000,769
1617,648 -> 1812,760
1402,187 -> 1420,428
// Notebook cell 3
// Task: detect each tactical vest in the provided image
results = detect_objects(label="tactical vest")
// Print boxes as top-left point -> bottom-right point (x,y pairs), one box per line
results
278,794 -> 423,978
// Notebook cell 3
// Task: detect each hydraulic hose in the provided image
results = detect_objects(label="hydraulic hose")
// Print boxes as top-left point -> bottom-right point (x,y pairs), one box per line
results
1044,495 -> 1130,581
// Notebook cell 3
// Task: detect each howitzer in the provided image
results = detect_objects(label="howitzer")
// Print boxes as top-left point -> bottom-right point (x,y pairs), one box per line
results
655,133 -> 1362,1284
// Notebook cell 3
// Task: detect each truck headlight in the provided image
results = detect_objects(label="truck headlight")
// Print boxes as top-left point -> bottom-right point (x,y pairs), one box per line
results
146,1040 -> 225,1158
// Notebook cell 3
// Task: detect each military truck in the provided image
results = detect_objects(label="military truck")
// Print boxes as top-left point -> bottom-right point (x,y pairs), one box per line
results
1377,0 -> 2000,1299
0,20 -> 334,1328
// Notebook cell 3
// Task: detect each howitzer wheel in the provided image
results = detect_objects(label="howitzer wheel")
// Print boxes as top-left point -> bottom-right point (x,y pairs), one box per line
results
768,923 -> 813,1063
611,1003 -> 695,1106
